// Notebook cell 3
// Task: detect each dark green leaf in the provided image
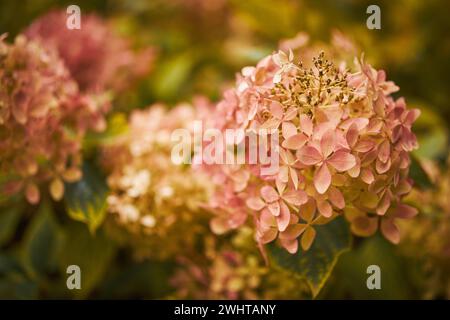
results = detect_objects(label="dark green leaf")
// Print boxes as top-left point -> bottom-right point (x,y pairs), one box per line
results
267,217 -> 351,297
322,235 -> 412,299
21,200 -> 62,280
0,204 -> 23,246
64,163 -> 109,233
58,222 -> 116,298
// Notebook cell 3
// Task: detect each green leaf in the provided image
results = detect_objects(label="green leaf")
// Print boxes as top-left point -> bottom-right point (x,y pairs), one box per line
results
0,254 -> 38,299
0,204 -> 23,246
58,222 -> 116,298
410,153 -> 433,189
21,200 -> 62,280
323,235 -> 412,299
64,163 -> 109,233
83,113 -> 129,150
267,217 -> 351,297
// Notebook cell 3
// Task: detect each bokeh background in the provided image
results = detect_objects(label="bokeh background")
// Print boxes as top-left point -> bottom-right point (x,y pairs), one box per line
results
0,0 -> 449,299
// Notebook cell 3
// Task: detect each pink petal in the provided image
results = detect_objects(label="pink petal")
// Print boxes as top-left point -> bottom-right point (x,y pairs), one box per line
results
297,146 -> 323,166
268,201 -> 281,217
314,163 -> 331,194
289,167 -> 299,190
246,197 -> 266,211
361,168 -> 375,184
210,217 -> 229,235
284,107 -> 298,120
260,185 -> 279,203
381,218 -> 400,244
276,201 -> 291,231
270,101 -> 284,119
259,208 -> 277,230
282,133 -> 308,150
278,166 -> 289,184
280,238 -> 298,254
279,223 -> 307,240
346,123 -> 359,148
376,192 -> 391,215
327,150 -> 356,172
300,114 -> 313,136
259,228 -> 278,244
317,200 -> 333,217
378,140 -> 391,163
376,157 -> 391,174
354,138 -> 376,153
321,129 -> 336,158
328,186 -> 345,209
282,121 -> 297,139
394,204 -> 418,219
282,189 -> 308,206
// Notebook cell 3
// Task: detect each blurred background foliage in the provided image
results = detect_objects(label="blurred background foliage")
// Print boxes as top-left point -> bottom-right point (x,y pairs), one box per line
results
1,0 -> 449,299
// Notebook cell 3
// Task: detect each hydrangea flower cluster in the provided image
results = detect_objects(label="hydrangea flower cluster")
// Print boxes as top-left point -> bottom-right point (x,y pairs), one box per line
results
25,10 -> 154,93
170,229 -> 311,299
206,47 -> 420,253
0,34 -> 109,204
101,103 -> 212,260
400,156 -> 450,298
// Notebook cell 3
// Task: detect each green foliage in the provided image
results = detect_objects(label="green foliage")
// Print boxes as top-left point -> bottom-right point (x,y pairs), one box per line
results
58,223 -> 116,298
267,217 -> 351,297
64,163 -> 109,233
323,235 -> 413,299
0,204 -> 23,246
21,200 -> 63,280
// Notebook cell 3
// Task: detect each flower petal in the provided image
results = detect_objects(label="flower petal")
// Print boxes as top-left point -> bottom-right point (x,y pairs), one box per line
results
282,133 -> 308,150
276,201 -> 291,232
314,163 -> 331,194
301,227 -> 316,251
321,129 -> 336,158
297,146 -> 323,166
260,185 -> 279,203
282,121 -> 297,139
328,186 -> 345,209
268,201 -> 281,217
317,200 -> 333,217
327,150 -> 356,172
394,204 -> 418,219
282,189 -> 308,206
381,218 -> 400,244
246,197 -> 265,211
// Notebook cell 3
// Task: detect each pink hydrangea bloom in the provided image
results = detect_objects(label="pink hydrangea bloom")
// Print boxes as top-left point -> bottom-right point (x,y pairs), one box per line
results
25,10 -> 154,93
0,34 -> 109,204
205,47 -> 420,253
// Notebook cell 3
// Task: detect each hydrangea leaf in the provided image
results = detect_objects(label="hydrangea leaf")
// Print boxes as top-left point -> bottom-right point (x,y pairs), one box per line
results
0,203 -> 23,246
21,199 -> 62,280
64,163 -> 109,233
58,222 -> 116,298
267,217 -> 351,297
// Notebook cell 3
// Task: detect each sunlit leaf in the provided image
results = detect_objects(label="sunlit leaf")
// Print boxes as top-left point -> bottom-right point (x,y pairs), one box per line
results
64,163 -> 109,233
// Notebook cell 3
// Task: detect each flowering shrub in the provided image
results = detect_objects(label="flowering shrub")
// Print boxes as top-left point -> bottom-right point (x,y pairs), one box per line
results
206,48 -> 420,254
0,34 -> 108,204
101,103 -> 212,260
25,10 -> 154,93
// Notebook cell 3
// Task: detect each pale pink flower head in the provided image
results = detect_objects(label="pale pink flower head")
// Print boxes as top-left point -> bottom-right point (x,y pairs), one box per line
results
25,10 -> 155,93
0,34 -> 109,204
205,38 -> 420,254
